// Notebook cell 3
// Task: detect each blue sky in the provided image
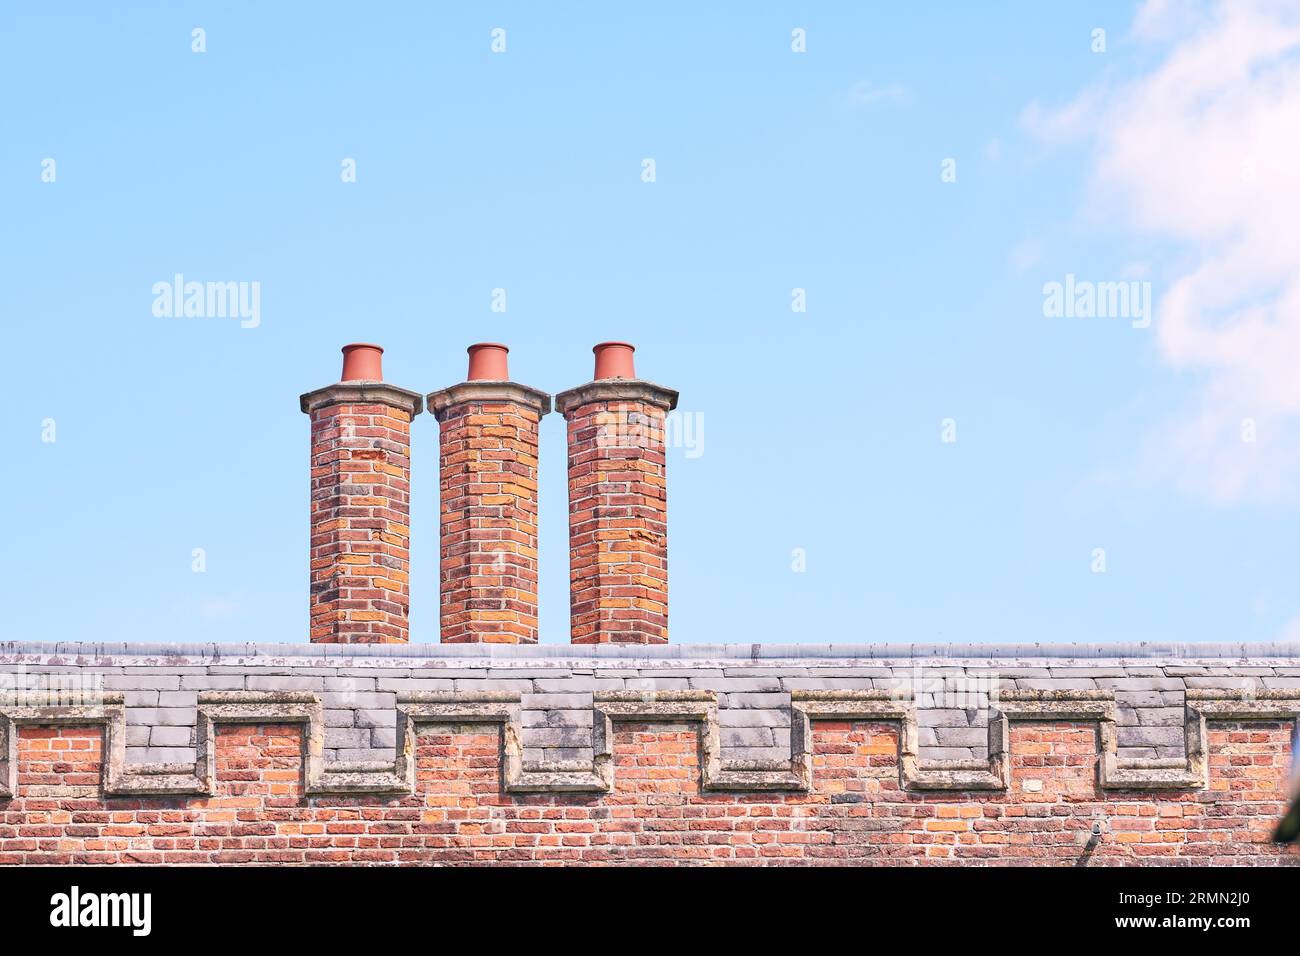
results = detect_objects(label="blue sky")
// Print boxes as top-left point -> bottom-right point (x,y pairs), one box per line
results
4,1 -> 1298,646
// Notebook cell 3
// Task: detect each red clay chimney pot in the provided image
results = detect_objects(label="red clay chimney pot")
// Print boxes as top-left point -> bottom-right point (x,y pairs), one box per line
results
466,343 -> 510,381
340,343 -> 384,382
593,341 -> 636,380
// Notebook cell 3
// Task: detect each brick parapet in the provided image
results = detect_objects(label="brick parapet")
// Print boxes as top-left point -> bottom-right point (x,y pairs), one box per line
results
0,672 -> 1297,864
3,642 -> 1299,769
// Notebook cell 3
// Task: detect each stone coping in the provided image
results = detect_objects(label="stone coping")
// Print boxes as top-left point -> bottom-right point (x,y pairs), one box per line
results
426,380 -> 552,418
554,379 -> 679,414
298,381 -> 425,416
2,641 -> 1298,664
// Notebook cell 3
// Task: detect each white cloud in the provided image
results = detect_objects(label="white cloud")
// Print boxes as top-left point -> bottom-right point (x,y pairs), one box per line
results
1131,0 -> 1212,41
848,80 -> 909,108
198,597 -> 243,621
1025,0 -> 1300,503
1008,236 -> 1043,272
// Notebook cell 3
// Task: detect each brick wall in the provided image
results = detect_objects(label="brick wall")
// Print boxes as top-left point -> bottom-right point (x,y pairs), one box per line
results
1,643 -> 1297,865
429,382 -> 550,644
300,382 -> 423,644
555,376 -> 678,645
0,715 -> 1292,865
560,398 -> 671,644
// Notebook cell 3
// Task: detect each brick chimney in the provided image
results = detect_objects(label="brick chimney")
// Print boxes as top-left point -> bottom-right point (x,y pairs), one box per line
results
299,344 -> 424,643
555,343 -> 679,644
428,344 -> 551,643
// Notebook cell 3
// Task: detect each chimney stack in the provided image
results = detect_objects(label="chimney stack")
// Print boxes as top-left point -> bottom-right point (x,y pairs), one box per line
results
428,345 -> 551,643
299,344 -> 423,643
555,343 -> 678,644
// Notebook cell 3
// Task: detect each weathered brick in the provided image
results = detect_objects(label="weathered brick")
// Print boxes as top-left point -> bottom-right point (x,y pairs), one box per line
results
429,373 -> 548,644
302,371 -> 421,644
556,370 -> 676,645
3,651 -> 1299,867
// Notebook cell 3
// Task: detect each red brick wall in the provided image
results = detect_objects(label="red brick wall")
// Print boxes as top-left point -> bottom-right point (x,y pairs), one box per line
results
308,401 -> 414,643
564,400 -> 669,644
2,719 -> 1295,865
15,726 -> 102,796
435,399 -> 543,644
